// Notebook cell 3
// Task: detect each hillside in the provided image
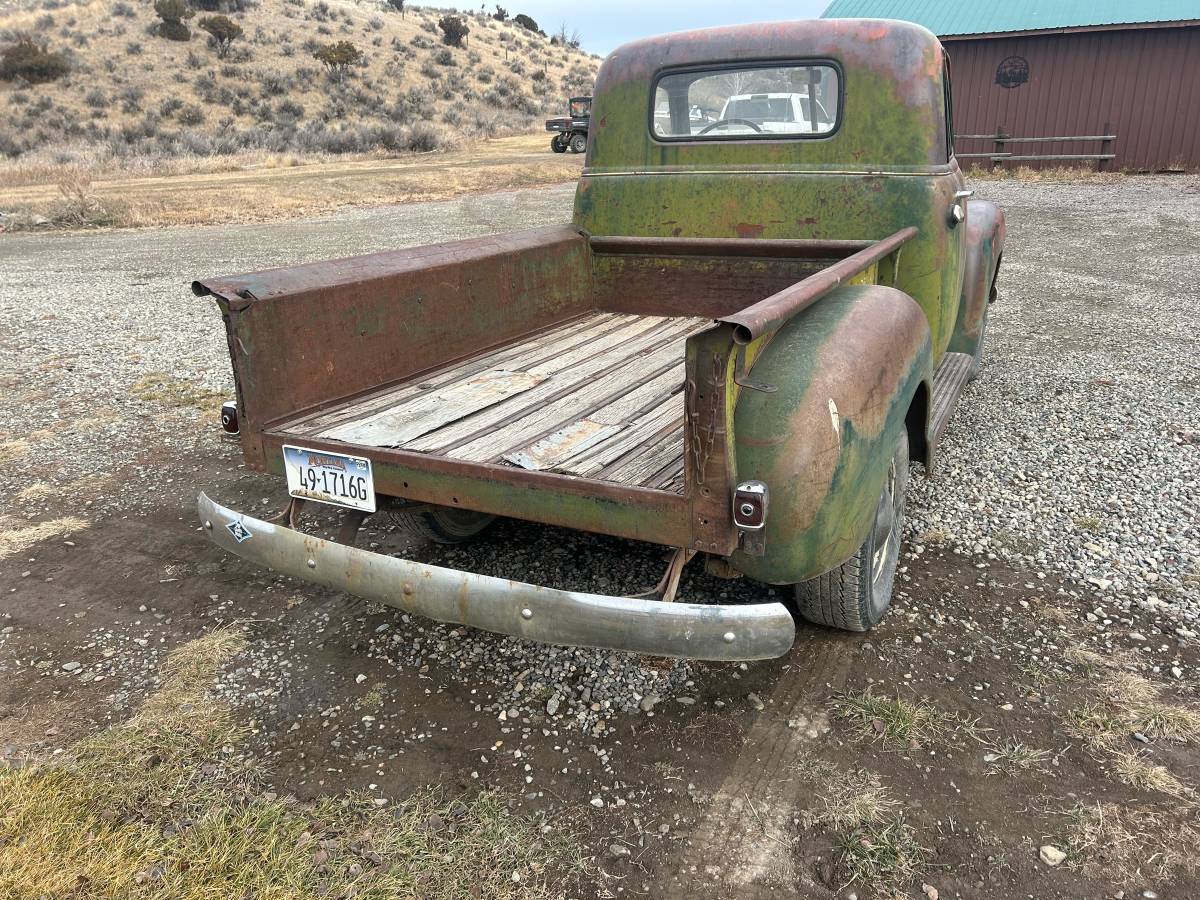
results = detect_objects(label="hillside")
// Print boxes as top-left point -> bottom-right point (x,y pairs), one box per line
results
0,0 -> 599,167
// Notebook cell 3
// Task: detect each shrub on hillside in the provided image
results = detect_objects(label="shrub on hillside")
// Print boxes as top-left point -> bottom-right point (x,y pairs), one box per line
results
0,34 -> 70,83
153,0 -> 194,41
437,15 -> 468,47
198,15 -> 243,58
492,6 -> 508,21
512,13 -> 542,35
433,48 -> 454,66
177,103 -> 205,125
312,40 -> 361,79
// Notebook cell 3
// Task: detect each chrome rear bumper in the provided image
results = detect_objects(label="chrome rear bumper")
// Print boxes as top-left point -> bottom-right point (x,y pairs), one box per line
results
198,493 -> 796,661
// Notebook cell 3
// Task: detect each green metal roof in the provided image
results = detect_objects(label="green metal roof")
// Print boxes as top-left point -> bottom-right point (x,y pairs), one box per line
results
820,0 -> 1200,36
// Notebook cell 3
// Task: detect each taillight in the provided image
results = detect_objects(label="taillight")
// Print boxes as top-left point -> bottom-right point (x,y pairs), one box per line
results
220,401 -> 239,435
733,481 -> 768,530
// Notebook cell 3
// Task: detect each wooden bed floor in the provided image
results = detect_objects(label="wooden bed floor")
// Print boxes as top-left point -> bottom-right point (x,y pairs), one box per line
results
283,312 -> 712,493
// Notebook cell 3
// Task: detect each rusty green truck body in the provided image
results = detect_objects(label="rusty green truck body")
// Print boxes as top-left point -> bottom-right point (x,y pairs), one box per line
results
195,19 -> 1005,660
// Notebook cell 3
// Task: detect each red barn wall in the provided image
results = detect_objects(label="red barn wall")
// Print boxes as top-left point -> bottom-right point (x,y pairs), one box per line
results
944,25 -> 1200,170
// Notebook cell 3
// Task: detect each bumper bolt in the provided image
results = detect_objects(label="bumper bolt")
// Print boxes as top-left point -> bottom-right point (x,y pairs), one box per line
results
520,608 -> 533,620
204,520 -> 212,530
306,558 -> 316,569
723,631 -> 736,644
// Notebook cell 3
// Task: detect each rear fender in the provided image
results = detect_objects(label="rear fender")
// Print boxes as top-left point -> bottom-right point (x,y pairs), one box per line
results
948,198 -> 1006,355
730,284 -> 932,585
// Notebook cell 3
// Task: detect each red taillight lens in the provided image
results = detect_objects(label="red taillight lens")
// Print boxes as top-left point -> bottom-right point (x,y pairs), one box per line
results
733,481 -> 768,530
220,401 -> 239,435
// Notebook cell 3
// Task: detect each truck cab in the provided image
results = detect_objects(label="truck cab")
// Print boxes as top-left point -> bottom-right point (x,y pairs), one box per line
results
195,19 -> 1005,661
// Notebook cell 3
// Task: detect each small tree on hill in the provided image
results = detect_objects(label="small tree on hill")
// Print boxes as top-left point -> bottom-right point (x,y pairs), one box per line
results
0,34 -> 69,83
386,0 -> 405,15
153,0 -> 194,41
513,13 -> 543,36
198,14 -> 242,58
493,5 -> 508,20
438,15 -> 468,47
313,40 -> 362,80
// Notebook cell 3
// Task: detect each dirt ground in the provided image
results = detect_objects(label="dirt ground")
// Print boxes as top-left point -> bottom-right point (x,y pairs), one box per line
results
0,133 -> 584,228
2,175 -> 1200,899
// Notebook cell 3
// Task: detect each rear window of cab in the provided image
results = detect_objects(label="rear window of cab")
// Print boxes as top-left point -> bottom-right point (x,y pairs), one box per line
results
651,62 -> 842,141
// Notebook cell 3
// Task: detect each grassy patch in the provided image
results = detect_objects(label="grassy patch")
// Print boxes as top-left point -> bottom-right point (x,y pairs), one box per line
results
1109,751 -> 1190,797
832,689 -> 978,751
132,373 -> 225,410
1066,671 -> 1200,746
0,439 -> 30,465
0,515 -> 88,561
0,628 -> 580,899
984,739 -> 1050,773
1063,802 -> 1200,883
803,767 -> 928,895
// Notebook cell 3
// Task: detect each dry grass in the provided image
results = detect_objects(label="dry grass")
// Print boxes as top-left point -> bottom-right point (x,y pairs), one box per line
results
833,689 -> 979,750
967,165 -> 1129,183
802,767 -> 928,895
1063,802 -> 1200,883
1,134 -> 582,230
132,372 -> 227,409
0,627 -> 580,899
0,439 -> 30,464
984,739 -> 1050,773
1066,671 -> 1200,747
0,515 -> 88,560
1109,751 -> 1190,798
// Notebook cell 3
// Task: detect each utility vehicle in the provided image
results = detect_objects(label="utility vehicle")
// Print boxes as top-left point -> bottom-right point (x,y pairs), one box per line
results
195,20 -> 1005,661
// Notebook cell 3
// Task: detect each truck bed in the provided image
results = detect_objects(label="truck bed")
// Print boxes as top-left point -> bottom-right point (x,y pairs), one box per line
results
280,311 -> 710,493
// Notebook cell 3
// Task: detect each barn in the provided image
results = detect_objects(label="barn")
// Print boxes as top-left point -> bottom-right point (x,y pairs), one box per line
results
821,0 -> 1200,170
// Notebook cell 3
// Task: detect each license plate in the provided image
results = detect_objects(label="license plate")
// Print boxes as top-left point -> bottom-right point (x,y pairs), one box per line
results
282,445 -> 376,513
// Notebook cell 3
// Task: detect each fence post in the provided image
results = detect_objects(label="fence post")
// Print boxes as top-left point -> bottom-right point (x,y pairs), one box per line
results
993,125 -> 1005,170
1099,121 -> 1112,171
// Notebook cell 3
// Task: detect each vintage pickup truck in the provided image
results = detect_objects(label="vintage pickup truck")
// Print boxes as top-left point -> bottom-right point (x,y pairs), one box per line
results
194,19 -> 1004,662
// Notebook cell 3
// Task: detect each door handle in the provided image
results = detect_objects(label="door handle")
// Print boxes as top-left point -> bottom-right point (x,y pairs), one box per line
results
954,190 -> 975,200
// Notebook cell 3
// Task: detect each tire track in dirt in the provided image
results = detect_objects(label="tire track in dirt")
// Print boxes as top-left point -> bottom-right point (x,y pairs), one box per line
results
664,629 -> 856,898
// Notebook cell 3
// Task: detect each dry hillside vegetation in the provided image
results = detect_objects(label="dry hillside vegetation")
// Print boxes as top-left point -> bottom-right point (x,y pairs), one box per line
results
0,0 -> 598,169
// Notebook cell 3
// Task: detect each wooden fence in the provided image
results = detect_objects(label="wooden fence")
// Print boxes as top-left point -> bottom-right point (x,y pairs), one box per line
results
955,127 -> 1117,169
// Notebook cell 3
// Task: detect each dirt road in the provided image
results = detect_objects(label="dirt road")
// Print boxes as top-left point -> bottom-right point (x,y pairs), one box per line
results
0,133 -> 584,228
2,176 -> 1199,899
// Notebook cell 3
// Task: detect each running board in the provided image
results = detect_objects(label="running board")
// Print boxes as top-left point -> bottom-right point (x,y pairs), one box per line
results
928,352 -> 973,449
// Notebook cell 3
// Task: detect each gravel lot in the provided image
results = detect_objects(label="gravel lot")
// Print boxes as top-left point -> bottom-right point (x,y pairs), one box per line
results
3,176 -> 1196,614
3,175 -> 1200,898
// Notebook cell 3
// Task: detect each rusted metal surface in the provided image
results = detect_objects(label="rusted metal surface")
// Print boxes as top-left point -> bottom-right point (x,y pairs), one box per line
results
730,284 -> 933,584
199,494 -> 796,660
195,19 -> 1008,651
948,199 -> 1005,356
589,236 -> 874,258
192,224 -> 593,462
945,25 -> 1200,171
258,430 -> 697,548
718,227 -> 918,344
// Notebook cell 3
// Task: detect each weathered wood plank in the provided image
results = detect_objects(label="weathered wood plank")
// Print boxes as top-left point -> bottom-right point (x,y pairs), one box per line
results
295,312 -> 624,435
559,388 -> 684,478
321,369 -> 544,446
448,338 -> 688,463
503,419 -> 624,470
405,317 -> 704,454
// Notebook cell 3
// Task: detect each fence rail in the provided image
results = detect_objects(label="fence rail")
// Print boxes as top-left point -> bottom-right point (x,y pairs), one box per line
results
955,128 -> 1116,168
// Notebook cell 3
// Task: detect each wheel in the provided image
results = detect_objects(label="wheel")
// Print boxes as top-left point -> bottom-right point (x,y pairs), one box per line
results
550,134 -> 568,153
793,430 -> 909,631
390,505 -> 495,544
568,132 -> 587,153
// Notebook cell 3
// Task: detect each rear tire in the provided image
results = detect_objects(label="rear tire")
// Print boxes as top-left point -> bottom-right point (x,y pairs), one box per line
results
391,506 -> 495,544
793,431 -> 909,631
568,132 -> 587,153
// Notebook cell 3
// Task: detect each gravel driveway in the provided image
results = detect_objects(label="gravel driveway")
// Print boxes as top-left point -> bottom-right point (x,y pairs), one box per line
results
3,176 -> 1196,618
